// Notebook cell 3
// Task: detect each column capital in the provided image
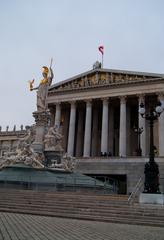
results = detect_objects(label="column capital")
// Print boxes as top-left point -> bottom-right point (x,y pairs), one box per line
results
69,100 -> 76,106
85,99 -> 92,103
119,96 -> 127,104
101,97 -> 109,103
55,102 -> 61,106
85,99 -> 92,107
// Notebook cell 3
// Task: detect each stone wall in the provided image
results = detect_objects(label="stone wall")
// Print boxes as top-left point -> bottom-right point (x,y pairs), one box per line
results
76,157 -> 164,194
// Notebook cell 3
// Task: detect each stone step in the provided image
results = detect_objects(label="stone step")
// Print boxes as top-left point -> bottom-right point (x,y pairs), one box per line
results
0,201 -> 164,219
0,207 -> 164,227
0,195 -> 129,205
0,189 -> 164,227
0,199 -> 163,216
0,194 -> 163,212
0,203 -> 164,220
0,193 -> 128,201
0,189 -> 128,200
0,197 -> 128,203
0,197 -> 129,207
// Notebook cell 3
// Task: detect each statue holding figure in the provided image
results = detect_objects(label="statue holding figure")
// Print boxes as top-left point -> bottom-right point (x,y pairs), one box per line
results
29,59 -> 54,112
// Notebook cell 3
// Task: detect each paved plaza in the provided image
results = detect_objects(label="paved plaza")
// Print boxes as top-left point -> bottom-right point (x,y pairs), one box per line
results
0,212 -> 163,240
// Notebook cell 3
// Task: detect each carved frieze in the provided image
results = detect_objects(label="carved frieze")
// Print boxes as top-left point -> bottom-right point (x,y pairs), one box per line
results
49,71 -> 163,94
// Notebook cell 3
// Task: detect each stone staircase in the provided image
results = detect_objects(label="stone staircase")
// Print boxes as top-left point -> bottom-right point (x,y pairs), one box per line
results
0,189 -> 164,227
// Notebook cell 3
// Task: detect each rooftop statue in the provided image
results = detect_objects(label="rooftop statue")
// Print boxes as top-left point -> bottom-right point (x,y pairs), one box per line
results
29,59 -> 54,112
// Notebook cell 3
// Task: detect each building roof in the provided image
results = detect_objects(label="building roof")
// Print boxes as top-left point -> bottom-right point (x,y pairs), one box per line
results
50,67 -> 164,90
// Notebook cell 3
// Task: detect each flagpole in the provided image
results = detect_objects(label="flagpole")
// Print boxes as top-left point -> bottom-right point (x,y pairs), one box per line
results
102,54 -> 103,68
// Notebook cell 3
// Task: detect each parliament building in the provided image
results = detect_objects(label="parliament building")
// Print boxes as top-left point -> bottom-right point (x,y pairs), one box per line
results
1,63 -> 164,193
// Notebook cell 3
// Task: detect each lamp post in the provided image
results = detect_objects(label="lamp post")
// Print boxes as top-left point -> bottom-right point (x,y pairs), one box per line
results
139,102 -> 164,193
134,127 -> 143,156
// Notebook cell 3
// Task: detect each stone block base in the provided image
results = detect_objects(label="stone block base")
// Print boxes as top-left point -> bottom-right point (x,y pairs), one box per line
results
139,193 -> 164,205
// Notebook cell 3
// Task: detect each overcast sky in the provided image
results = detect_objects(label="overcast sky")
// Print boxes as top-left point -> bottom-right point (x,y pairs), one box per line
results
0,0 -> 164,130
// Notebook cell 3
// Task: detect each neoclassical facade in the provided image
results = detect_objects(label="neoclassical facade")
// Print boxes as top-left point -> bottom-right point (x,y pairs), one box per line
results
48,66 -> 164,157
47,65 -> 164,193
0,65 -> 164,193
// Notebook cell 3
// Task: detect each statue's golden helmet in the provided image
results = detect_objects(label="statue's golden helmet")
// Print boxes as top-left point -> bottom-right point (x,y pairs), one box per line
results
42,66 -> 49,75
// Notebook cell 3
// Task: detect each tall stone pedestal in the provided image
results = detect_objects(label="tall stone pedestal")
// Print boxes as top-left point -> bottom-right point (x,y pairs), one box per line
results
32,111 -> 49,153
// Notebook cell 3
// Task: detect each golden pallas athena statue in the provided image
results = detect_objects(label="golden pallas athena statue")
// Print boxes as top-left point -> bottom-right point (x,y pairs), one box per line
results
29,59 -> 54,112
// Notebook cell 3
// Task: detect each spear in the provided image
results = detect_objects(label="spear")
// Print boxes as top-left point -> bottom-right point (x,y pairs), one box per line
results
49,58 -> 53,69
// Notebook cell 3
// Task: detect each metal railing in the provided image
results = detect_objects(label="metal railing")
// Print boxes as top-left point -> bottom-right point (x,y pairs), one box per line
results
128,177 -> 143,204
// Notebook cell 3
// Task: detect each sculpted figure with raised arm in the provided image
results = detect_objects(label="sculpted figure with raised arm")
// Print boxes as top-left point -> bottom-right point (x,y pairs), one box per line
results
29,59 -> 54,112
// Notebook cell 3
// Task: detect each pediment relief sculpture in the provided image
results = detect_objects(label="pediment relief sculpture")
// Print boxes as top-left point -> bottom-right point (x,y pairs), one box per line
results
51,72 -> 154,92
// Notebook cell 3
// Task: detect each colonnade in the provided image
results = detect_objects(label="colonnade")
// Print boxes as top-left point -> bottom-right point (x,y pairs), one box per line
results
51,94 -> 164,157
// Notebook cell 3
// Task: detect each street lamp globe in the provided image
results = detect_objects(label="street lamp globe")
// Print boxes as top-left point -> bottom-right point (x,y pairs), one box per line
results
139,103 -> 146,116
155,104 -> 163,115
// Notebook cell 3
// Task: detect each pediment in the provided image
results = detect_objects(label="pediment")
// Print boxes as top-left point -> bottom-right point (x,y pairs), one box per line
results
49,69 -> 164,93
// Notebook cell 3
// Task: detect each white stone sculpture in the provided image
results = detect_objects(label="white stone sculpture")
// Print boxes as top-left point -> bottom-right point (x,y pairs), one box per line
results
49,153 -> 76,172
0,127 -> 44,169
62,153 -> 76,172
44,126 -> 63,151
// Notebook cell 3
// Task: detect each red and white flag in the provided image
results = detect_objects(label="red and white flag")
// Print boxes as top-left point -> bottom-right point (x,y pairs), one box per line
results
98,45 -> 104,55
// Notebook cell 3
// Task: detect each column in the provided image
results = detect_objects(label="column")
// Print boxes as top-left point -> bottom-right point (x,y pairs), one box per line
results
108,107 -> 114,156
83,100 -> 92,157
126,105 -> 131,156
138,95 -> 146,156
119,96 -> 127,157
54,103 -> 61,127
62,109 -> 69,152
67,101 -> 76,156
158,93 -> 164,156
101,98 -> 109,154
91,107 -> 99,156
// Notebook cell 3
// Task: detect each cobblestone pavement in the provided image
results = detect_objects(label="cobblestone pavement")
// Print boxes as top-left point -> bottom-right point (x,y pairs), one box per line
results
0,212 -> 164,240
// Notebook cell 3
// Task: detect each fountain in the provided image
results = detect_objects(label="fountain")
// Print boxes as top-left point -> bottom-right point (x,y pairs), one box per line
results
0,62 -> 112,193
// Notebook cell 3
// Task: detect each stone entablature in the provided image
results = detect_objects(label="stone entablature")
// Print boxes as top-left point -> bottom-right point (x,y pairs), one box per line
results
47,82 -> 164,104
